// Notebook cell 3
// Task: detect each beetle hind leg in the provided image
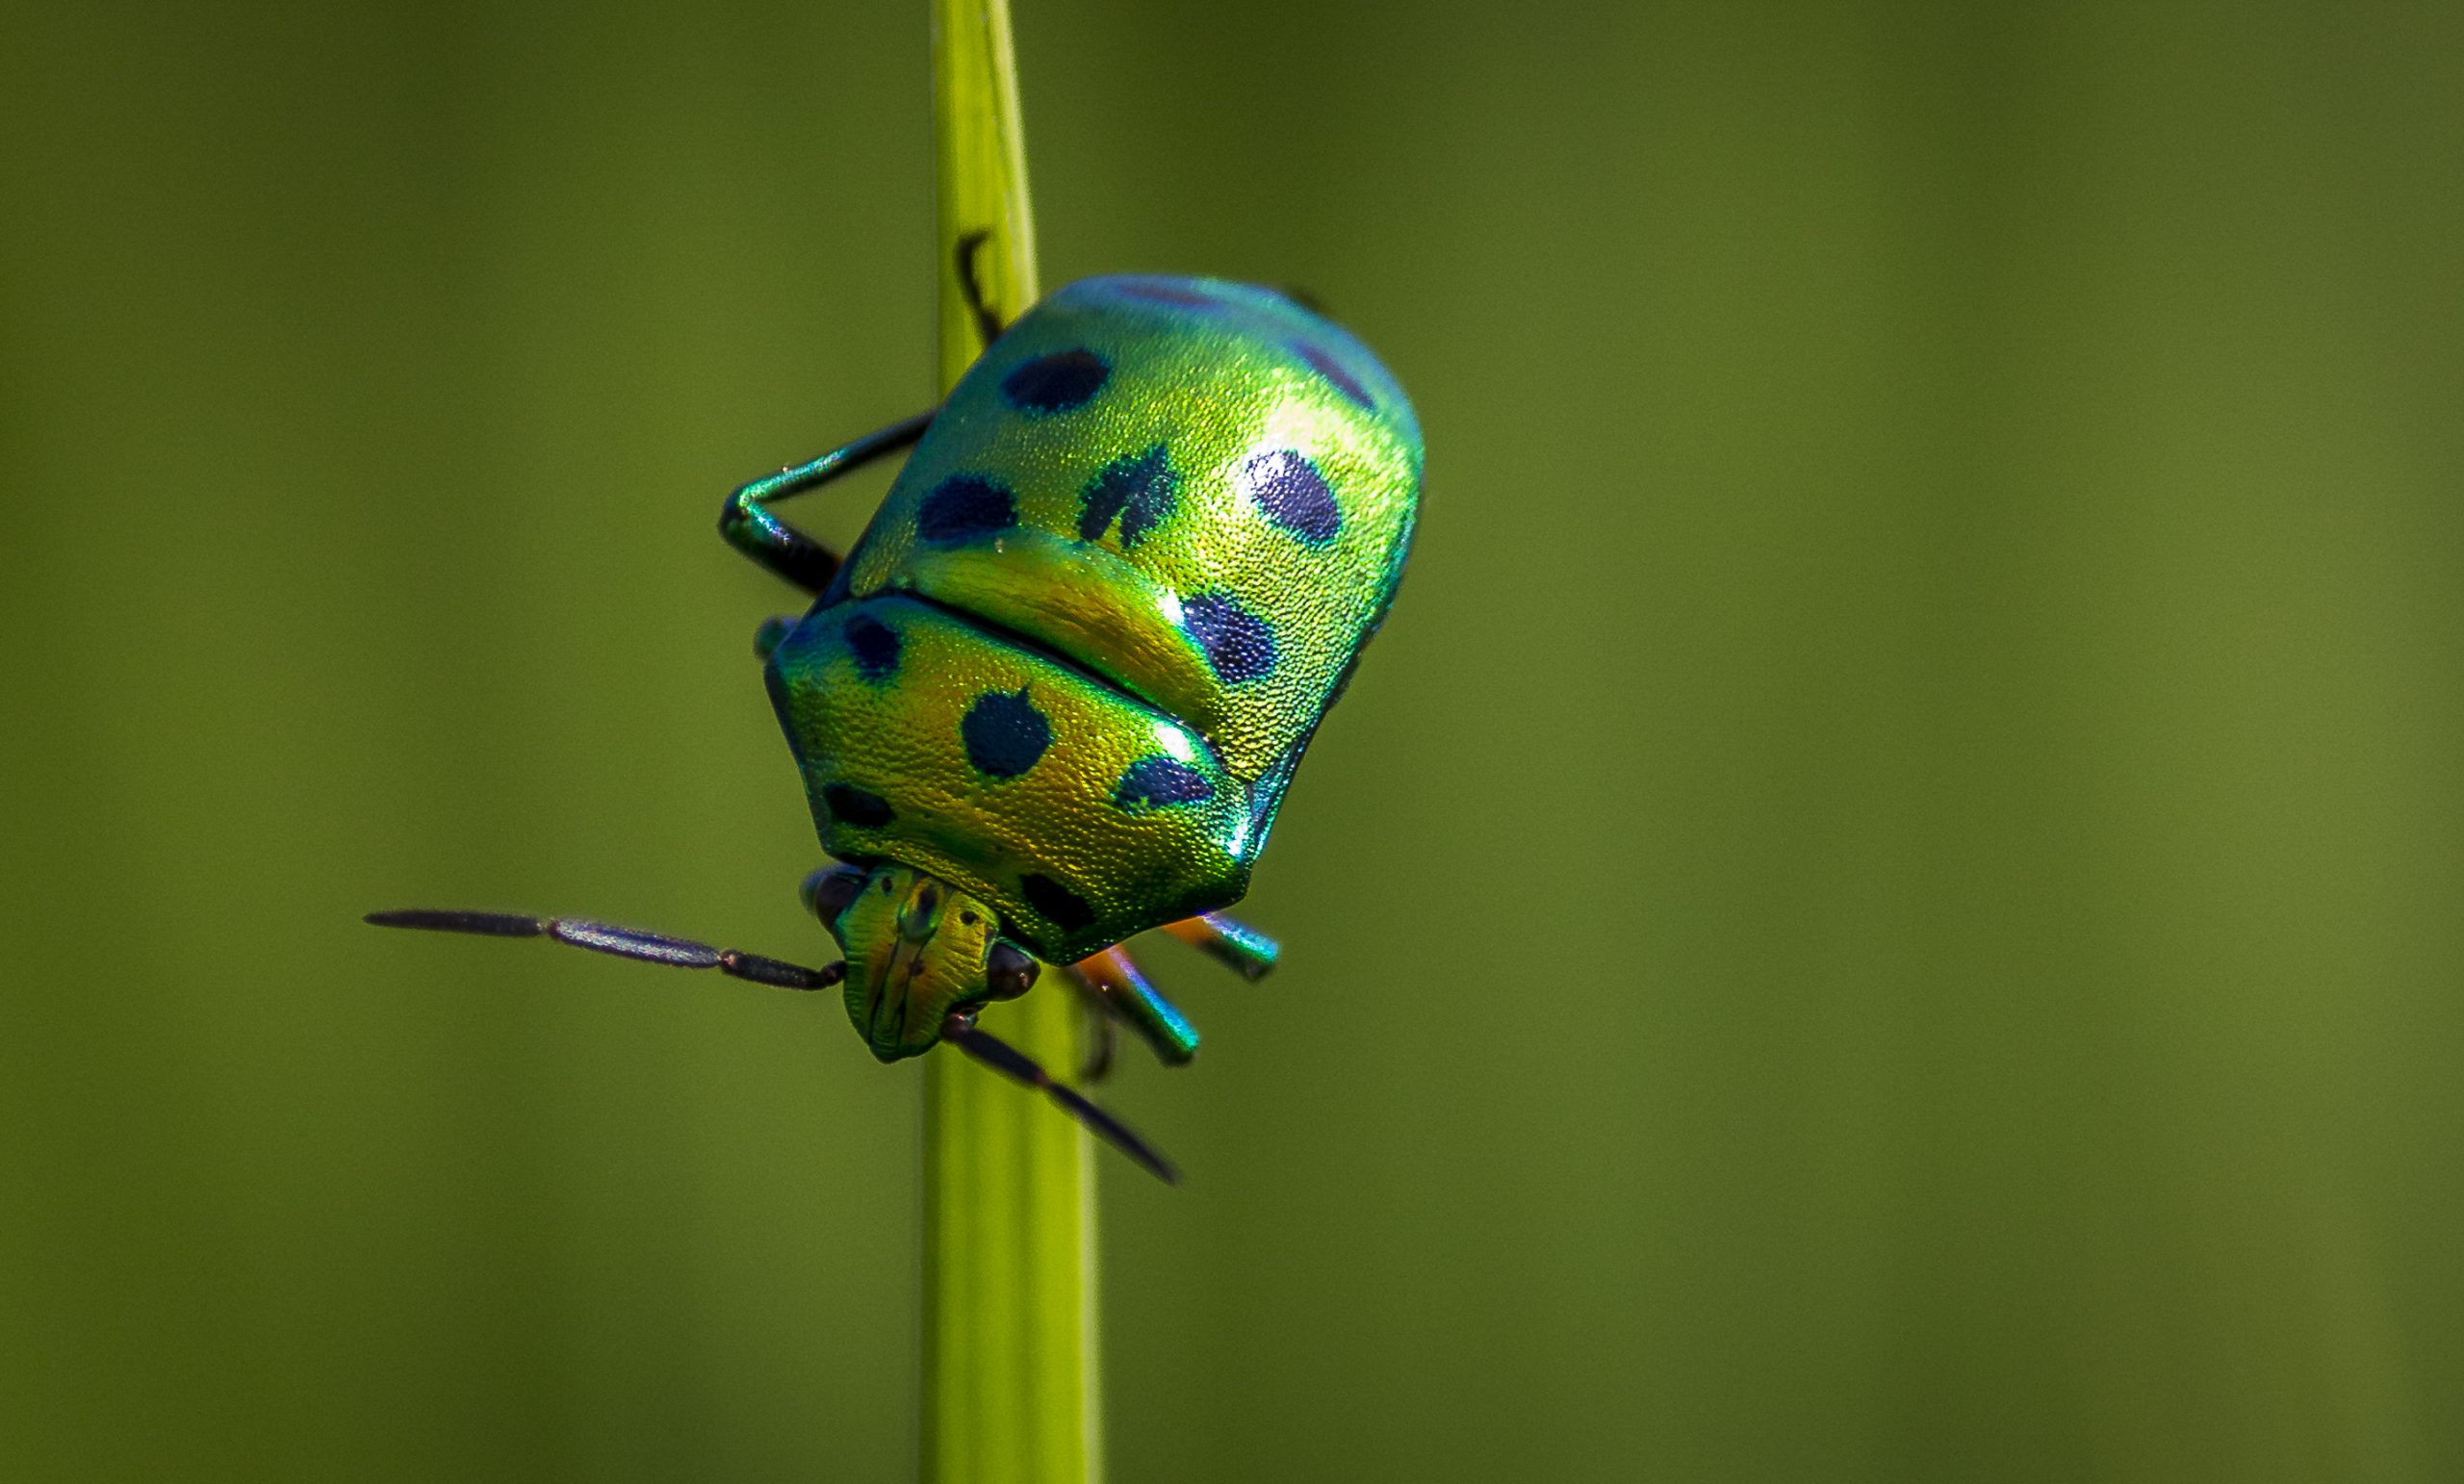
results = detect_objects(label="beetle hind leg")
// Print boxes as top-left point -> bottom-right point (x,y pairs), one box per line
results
720,410 -> 935,596
1160,911 -> 1279,982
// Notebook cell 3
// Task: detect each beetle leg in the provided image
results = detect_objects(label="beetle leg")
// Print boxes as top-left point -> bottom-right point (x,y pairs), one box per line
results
1054,956 -> 1121,1081
1079,995 -> 1118,1084
1273,283 -> 1332,317
753,614 -> 799,661
719,409 -> 936,595
1065,947 -> 1198,1066
1159,912 -> 1280,982
365,908 -> 845,991
955,229 -> 1007,347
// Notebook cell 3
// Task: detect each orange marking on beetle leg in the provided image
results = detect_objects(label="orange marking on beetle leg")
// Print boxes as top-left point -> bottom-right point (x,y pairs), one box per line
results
1159,911 -> 1280,982
1068,946 -> 1197,1065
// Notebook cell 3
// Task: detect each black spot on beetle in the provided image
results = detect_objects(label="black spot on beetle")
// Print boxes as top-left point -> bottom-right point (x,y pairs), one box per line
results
1295,342 -> 1374,409
1079,444 -> 1177,549
842,613 -> 901,680
1021,873 -> 1096,933
1181,593 -> 1277,683
823,783 -> 895,829
961,687 -> 1052,778
1239,450 -> 1341,544
917,475 -> 1015,543
1114,755 -> 1215,812
1000,348 -> 1110,412
1112,279 -> 1216,308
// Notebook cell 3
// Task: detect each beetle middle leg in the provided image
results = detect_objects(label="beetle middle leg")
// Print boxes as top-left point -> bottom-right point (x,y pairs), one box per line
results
1066,947 -> 1198,1067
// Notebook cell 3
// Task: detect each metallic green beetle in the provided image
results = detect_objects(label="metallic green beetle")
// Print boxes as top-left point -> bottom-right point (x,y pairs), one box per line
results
372,257 -> 1421,1179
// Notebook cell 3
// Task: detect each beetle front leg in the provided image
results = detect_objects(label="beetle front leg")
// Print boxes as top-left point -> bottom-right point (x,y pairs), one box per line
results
1053,967 -> 1122,1083
719,410 -> 936,595
1080,992 -> 1118,1084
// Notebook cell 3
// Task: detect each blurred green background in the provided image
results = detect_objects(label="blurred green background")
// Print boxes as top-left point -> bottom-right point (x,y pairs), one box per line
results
5,1 -> 2460,1479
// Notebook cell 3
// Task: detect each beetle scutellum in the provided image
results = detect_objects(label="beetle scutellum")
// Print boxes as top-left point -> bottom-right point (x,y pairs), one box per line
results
372,242 -> 1422,1179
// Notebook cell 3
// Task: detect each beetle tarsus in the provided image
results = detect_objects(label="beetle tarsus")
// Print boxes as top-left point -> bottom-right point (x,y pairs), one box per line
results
955,229 -> 1007,347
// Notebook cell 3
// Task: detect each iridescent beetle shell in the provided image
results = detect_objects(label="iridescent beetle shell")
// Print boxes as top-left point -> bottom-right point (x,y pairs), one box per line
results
363,271 -> 1417,1179
764,275 -> 1421,970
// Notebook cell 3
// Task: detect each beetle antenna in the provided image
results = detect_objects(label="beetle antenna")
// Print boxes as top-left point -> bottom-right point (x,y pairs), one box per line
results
366,908 -> 846,991
940,1016 -> 1178,1184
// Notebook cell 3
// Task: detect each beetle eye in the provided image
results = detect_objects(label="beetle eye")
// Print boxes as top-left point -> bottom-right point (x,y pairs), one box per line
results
803,866 -> 868,921
985,940 -> 1040,1000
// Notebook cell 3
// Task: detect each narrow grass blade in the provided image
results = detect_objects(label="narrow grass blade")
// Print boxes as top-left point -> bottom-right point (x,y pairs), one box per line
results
920,5 -> 1101,1482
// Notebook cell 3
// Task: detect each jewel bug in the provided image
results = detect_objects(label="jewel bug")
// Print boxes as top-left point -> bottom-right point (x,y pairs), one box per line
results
372,241 -> 1422,1180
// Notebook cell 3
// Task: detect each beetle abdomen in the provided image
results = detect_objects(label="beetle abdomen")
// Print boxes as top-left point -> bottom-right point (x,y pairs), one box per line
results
776,274 -> 1420,959
830,276 -> 1422,791
767,595 -> 1257,960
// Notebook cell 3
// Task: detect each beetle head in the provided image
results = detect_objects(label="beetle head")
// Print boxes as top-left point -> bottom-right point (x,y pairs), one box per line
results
805,863 -> 1040,1061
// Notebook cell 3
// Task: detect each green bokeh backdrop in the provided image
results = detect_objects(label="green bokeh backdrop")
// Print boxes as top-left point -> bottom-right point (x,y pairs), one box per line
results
5,2 -> 2459,1479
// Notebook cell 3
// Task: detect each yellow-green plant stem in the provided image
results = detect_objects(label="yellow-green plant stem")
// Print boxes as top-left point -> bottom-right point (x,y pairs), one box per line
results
920,5 -> 1099,1483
